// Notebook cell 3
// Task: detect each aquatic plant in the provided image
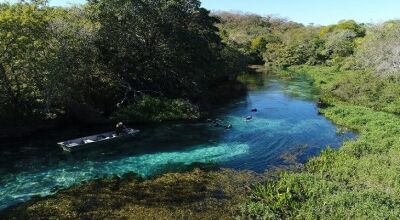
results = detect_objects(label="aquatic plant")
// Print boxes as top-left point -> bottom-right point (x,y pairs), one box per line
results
2,169 -> 260,220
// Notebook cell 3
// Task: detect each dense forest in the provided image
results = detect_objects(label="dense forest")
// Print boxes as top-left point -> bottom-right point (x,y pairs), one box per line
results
217,12 -> 400,77
1,1 -> 400,219
3,1 -> 398,129
0,0 -> 249,132
216,12 -> 400,114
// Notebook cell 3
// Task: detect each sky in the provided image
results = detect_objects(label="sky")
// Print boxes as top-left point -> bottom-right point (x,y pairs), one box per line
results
2,0 -> 400,25
201,0 -> 400,25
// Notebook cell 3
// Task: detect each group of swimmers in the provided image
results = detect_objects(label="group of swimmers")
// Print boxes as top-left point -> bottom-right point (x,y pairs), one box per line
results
207,108 -> 258,130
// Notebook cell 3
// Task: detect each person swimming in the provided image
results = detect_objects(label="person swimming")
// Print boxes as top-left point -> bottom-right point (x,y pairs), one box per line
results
245,116 -> 252,121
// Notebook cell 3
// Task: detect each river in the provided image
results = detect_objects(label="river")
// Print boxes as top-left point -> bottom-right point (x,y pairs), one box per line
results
0,68 -> 355,210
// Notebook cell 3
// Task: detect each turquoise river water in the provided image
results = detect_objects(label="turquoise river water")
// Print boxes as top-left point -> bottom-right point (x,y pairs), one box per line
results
0,69 -> 355,210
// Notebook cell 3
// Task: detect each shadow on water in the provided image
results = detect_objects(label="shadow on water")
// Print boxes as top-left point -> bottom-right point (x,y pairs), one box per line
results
0,121 -> 225,174
0,65 -> 357,210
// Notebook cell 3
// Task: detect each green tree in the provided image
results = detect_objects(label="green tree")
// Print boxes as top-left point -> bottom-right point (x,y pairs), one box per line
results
46,6 -> 119,121
89,0 -> 224,101
0,2 -> 51,122
251,36 -> 268,53
320,20 -> 365,38
323,29 -> 357,62
264,27 -> 324,67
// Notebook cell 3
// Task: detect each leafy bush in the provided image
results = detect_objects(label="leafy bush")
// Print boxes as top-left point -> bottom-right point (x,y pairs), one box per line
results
288,65 -> 400,114
111,96 -> 200,123
251,36 -> 268,53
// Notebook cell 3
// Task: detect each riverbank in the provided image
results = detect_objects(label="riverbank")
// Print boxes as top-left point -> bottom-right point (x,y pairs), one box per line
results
241,65 -> 400,219
0,78 -> 247,141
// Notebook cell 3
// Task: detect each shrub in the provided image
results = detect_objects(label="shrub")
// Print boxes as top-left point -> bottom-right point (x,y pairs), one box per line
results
111,95 -> 200,123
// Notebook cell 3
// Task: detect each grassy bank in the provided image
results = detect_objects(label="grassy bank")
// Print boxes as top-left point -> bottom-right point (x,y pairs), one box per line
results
241,65 -> 400,219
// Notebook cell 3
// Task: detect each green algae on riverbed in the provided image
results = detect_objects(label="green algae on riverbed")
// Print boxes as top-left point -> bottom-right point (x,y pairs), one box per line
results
2,169 -> 262,220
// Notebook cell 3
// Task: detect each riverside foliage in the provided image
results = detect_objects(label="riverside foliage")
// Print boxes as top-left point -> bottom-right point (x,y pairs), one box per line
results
216,12 -> 400,78
240,66 -> 400,219
0,0 -> 248,127
217,12 -> 400,219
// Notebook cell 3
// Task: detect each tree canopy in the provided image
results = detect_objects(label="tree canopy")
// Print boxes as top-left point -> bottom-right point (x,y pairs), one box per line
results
0,0 -> 248,126
217,13 -> 399,77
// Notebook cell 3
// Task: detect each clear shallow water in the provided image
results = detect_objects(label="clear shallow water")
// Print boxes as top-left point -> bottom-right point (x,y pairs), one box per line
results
0,69 -> 356,210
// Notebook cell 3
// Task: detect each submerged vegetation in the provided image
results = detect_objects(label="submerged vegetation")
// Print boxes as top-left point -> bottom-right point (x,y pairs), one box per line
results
2,168 -> 261,220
